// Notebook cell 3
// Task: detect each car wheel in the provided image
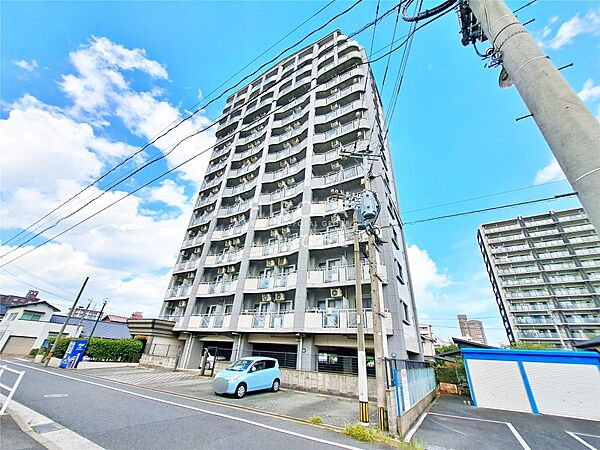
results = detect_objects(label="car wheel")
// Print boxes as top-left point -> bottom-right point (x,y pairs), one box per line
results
235,383 -> 247,398
271,378 -> 280,392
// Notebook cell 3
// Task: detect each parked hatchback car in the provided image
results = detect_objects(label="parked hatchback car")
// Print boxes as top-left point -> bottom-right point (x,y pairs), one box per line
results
213,357 -> 281,398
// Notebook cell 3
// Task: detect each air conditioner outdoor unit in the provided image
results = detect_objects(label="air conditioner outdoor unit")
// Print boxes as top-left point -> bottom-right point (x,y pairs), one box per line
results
274,293 -> 286,302
280,160 -> 289,168
331,214 -> 341,224
277,257 -> 288,266
270,230 -> 279,238
282,201 -> 293,209
230,217 -> 237,223
266,259 -> 276,267
277,181 -> 286,188
211,187 -> 219,194
232,238 -> 242,245
331,162 -> 342,171
178,300 -> 187,307
207,205 -> 214,212
283,142 -> 291,149
217,170 -> 224,176
217,267 -> 226,275
330,121 -> 340,129
292,138 -> 300,145
262,294 -> 273,302
250,156 -> 258,163
294,106 -> 302,112
289,156 -> 297,164
331,140 -> 341,148
225,240 -> 232,247
194,247 -> 201,253
285,125 -> 292,132
286,177 -> 296,185
200,225 -> 209,232
293,121 -> 301,128
247,173 -> 255,180
331,103 -> 339,111
330,288 -> 343,298
331,87 -> 339,93
240,176 -> 248,183
227,265 -> 236,273
281,226 -> 291,234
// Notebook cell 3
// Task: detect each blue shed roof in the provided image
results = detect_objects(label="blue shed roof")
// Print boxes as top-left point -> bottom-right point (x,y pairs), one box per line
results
50,315 -> 131,339
461,348 -> 600,365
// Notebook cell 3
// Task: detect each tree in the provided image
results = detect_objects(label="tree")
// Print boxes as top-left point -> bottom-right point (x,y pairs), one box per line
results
435,344 -> 459,354
510,342 -> 556,350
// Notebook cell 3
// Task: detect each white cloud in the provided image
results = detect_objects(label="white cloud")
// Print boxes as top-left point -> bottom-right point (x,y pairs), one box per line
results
407,244 -> 450,309
534,158 -> 566,185
578,78 -> 600,103
13,59 -> 38,72
546,9 -> 600,50
145,179 -> 190,211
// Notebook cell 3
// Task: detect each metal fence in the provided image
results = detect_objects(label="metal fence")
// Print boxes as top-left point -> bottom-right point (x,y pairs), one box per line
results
385,358 -> 436,416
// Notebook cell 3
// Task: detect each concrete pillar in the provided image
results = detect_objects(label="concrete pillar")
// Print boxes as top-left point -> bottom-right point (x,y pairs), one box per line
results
231,334 -> 251,361
298,335 -> 317,371
179,336 -> 204,369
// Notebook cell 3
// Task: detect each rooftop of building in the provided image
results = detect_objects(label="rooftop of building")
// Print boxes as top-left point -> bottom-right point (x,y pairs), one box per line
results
51,315 -> 131,340
479,207 -> 586,229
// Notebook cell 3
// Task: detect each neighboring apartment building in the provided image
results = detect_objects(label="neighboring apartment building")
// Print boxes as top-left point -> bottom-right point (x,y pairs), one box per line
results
0,290 -> 44,319
159,30 -> 423,371
419,324 -> 436,360
457,314 -> 487,345
478,207 -> 600,348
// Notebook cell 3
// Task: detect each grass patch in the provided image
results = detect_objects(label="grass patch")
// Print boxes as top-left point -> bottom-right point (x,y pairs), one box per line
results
307,416 -> 324,425
343,423 -> 423,449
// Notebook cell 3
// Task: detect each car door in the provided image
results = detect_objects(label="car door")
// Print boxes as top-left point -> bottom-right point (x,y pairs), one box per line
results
246,360 -> 266,391
263,360 -> 278,387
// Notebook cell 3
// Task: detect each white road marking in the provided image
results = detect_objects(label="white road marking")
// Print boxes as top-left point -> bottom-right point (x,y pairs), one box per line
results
5,361 -> 362,450
404,411 -> 428,443
429,418 -> 472,438
428,412 -> 532,450
566,431 -> 599,450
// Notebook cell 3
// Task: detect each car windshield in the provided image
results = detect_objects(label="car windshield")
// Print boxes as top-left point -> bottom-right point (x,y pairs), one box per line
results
227,359 -> 253,372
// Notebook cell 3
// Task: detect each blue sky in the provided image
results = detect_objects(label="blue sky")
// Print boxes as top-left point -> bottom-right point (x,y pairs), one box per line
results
1,1 -> 599,343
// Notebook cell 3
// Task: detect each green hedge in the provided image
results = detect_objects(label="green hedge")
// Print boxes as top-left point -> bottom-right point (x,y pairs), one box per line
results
44,338 -> 143,362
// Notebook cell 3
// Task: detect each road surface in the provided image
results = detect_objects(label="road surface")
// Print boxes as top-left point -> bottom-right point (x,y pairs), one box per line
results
3,359 -> 375,450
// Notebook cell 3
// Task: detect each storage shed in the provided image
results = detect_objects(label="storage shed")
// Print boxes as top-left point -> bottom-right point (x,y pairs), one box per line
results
462,348 -> 600,421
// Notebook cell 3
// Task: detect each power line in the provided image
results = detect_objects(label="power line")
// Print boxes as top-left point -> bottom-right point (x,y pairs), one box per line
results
1,0 -> 357,250
403,179 -> 568,215
403,192 -> 578,225
1,268 -> 75,302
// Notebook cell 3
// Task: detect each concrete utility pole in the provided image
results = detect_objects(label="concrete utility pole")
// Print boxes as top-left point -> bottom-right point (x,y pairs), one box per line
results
353,210 -> 370,425
468,0 -> 600,232
45,277 -> 89,366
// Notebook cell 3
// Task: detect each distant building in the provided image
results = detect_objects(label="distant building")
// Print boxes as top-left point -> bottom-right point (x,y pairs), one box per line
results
0,290 -> 44,319
102,314 -> 129,323
457,314 -> 488,345
478,207 -> 600,349
419,324 -> 437,360
130,311 -> 144,320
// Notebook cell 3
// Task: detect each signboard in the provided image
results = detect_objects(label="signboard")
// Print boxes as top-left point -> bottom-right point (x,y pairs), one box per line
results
59,339 -> 88,369
400,368 -> 411,412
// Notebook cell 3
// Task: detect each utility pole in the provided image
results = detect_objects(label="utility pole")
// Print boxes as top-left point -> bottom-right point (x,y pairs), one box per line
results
466,0 -> 600,232
45,277 -> 89,366
353,209 -> 370,425
87,299 -> 108,342
76,299 -> 93,328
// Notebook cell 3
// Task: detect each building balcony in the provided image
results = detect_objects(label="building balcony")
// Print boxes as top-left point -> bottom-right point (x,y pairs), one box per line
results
237,129 -> 268,146
542,263 -> 578,271
510,304 -> 550,312
307,264 -> 387,287
237,311 -> 295,331
497,266 -> 539,275
505,290 -> 551,299
159,313 -> 183,325
212,223 -> 249,240
259,183 -> 303,204
200,176 -> 222,191
187,313 -> 232,330
487,234 -> 526,244
484,224 -> 521,234
312,165 -> 364,188
273,107 -> 309,128
538,251 -> 572,259
304,308 -> 393,334
278,75 -> 311,98
319,67 -> 364,92
524,219 -> 554,227
533,240 -> 566,249
205,250 -> 244,267
218,200 -> 253,218
266,143 -> 306,163
233,144 -> 263,162
189,213 -> 213,228
222,179 -> 258,197
314,100 -> 366,126
556,302 -> 599,311
250,237 -> 301,259
558,213 -> 588,222
245,96 -> 273,115
318,47 -> 362,76
569,331 -> 600,340
197,279 -> 238,296
574,247 -> 600,256
569,236 -> 599,244
244,272 -> 298,292
270,124 -> 308,145
263,160 -> 306,183
491,245 -> 529,254
173,259 -> 200,274
514,317 -> 555,326
562,316 -> 600,325
255,207 -> 302,229
501,278 -> 545,287
314,83 -> 365,108
313,119 -> 370,145
308,229 -> 361,248
228,160 -> 261,178
181,233 -> 207,249
519,331 -> 559,339
213,142 -> 233,158
553,288 -> 593,297
165,285 -> 191,300
195,196 -> 217,209
528,229 -> 559,238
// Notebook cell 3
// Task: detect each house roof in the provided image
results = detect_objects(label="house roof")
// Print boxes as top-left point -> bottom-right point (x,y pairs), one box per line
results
573,335 -> 600,350
6,301 -> 60,311
50,315 -> 131,339
102,314 -> 129,323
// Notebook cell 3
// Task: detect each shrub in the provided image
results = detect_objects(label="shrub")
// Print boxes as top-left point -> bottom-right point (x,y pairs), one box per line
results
343,424 -> 423,449
44,337 -> 143,362
307,416 -> 323,425
28,348 -> 39,357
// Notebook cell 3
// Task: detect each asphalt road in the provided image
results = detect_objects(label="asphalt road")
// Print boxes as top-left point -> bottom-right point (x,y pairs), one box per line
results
3,359 -> 376,450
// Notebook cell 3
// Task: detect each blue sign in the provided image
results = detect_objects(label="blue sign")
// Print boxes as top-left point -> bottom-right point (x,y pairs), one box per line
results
59,339 -> 88,369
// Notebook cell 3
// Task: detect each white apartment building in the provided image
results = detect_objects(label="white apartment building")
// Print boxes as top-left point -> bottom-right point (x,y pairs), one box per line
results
478,208 -> 600,348
159,30 -> 423,371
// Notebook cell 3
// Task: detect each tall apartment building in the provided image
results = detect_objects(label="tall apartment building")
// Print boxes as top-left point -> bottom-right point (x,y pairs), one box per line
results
159,30 -> 423,370
478,208 -> 600,348
457,314 -> 487,345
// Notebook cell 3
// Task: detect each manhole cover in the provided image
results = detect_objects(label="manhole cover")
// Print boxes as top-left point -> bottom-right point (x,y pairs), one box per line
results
32,422 -> 63,434
43,394 -> 69,398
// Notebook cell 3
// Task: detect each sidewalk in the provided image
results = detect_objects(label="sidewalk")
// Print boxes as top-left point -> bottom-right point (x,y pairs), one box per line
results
78,366 -> 377,427
0,414 -> 45,450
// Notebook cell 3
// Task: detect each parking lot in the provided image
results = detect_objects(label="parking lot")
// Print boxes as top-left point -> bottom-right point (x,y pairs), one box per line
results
412,396 -> 600,450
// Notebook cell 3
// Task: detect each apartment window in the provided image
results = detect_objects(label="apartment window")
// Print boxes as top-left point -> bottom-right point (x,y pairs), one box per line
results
402,302 -> 410,324
21,312 -> 43,321
7,312 -> 18,321
396,260 -> 405,283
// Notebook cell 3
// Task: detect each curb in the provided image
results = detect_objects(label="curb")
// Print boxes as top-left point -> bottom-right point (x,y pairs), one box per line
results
72,370 -> 347,433
1,394 -> 102,450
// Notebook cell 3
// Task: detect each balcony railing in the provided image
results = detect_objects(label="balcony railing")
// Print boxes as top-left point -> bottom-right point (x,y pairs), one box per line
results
519,331 -> 559,339
197,279 -> 238,296
228,160 -> 261,178
270,124 -> 308,144
250,237 -> 301,258
165,285 -> 191,299
263,161 -> 305,184
244,272 -> 298,291
307,263 -> 387,286
484,224 -> 521,234
505,290 -> 550,299
272,107 -> 309,128
309,229 -> 356,248
312,165 -> 363,187
259,183 -> 303,204
558,213 -> 587,222
212,223 -> 249,240
189,213 -> 213,227
255,207 -> 302,229
313,119 -> 370,144
237,311 -> 295,330
315,83 -> 364,108
557,302 -> 599,310
223,179 -> 258,197
173,259 -> 199,273
266,143 -> 306,163
510,304 -> 550,312
182,233 -> 207,248
304,308 -> 393,333
218,200 -> 253,217
205,250 -> 243,266
187,314 -> 231,329
315,100 -> 365,125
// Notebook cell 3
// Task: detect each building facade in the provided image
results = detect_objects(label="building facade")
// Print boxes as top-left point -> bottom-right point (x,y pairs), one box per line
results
159,30 -> 423,371
457,314 -> 487,344
478,208 -> 600,348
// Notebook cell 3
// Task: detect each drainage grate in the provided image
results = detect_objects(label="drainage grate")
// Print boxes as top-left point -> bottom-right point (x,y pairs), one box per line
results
32,422 -> 63,434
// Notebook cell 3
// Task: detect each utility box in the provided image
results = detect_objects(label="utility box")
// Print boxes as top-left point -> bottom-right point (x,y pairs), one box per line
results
360,191 -> 378,221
